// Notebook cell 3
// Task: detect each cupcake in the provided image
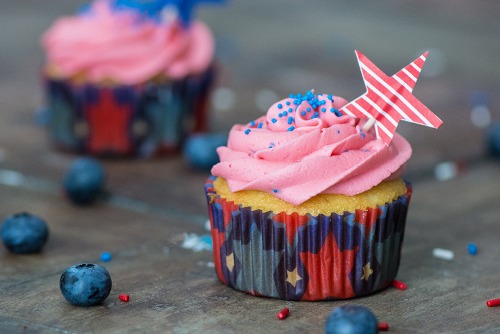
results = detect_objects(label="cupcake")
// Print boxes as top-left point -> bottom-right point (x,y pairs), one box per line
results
40,0 -> 221,157
205,52 -> 442,301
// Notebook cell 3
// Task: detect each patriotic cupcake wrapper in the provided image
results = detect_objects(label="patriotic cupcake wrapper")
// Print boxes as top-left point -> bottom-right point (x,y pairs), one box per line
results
42,65 -> 215,158
205,176 -> 412,301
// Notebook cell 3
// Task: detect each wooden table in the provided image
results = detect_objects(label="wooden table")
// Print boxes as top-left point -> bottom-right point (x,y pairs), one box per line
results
0,1 -> 499,333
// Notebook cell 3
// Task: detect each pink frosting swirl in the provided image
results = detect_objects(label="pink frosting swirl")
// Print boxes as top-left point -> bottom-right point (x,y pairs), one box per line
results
41,0 -> 214,84
211,91 -> 412,206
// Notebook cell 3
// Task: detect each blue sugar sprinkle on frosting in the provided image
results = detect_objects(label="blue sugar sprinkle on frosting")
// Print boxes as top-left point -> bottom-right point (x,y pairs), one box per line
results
273,189 -> 278,193
287,116 -> 293,124
278,113 -> 283,118
288,126 -> 295,131
278,104 -> 283,109
283,111 -> 288,116
321,107 -> 326,112
271,118 -> 277,123
286,101 -> 290,106
258,122 -> 263,128
250,120 -> 256,126
244,129 -> 251,135
301,111 -> 306,116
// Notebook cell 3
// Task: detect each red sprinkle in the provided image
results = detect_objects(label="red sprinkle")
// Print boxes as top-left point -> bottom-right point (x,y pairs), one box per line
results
277,307 -> 290,320
392,279 -> 407,290
378,322 -> 390,331
486,299 -> 500,307
119,294 -> 130,302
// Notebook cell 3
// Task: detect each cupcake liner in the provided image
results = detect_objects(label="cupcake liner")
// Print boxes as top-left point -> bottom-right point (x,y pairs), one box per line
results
43,65 -> 215,158
205,176 -> 412,301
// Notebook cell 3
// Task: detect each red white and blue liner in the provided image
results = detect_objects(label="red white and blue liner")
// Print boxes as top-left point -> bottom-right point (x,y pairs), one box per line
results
43,65 -> 214,157
205,176 -> 412,301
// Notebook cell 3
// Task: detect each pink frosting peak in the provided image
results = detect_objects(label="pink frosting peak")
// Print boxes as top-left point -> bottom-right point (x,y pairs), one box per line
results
41,0 -> 214,84
211,91 -> 412,206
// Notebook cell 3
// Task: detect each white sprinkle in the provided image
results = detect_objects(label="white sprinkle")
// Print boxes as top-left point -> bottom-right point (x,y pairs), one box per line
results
181,233 -> 212,252
205,219 -> 211,232
434,161 -> 458,181
432,248 -> 454,260
0,169 -> 24,186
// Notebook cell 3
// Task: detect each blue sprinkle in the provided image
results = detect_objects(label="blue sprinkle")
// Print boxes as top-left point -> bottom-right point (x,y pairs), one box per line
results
288,107 -> 293,113
294,99 -> 300,105
250,120 -> 256,126
258,122 -> 263,128
288,116 -> 293,124
273,189 -> 278,193
271,118 -> 277,123
328,94 -> 333,100
278,104 -> 283,109
268,146 -> 273,149
278,113 -> 283,118
286,101 -> 291,106
321,108 -> 326,112
337,130 -> 341,134
283,111 -> 288,116
361,133 -> 366,138
301,111 -> 306,116
100,252 -> 112,262
244,129 -> 251,135
468,243 -> 477,255
314,112 -> 319,117
289,94 -> 295,98
321,100 -> 326,105
297,94 -> 302,98
307,107 -> 311,112
288,126 -> 295,131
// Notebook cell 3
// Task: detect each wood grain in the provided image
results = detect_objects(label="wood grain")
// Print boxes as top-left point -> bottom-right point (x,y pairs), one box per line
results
0,1 -> 499,333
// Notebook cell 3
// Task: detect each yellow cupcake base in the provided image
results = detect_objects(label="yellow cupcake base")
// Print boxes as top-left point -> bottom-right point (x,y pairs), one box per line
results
213,177 -> 408,216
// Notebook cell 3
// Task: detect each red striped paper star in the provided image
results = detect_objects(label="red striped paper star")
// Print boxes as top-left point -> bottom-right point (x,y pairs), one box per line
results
340,50 -> 443,145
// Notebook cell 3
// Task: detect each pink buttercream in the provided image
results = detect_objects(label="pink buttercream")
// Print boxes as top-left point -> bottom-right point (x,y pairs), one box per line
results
41,0 -> 214,84
211,91 -> 412,206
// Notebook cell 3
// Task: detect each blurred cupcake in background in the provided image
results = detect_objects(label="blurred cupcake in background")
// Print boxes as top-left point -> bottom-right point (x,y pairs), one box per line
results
40,0 -> 223,157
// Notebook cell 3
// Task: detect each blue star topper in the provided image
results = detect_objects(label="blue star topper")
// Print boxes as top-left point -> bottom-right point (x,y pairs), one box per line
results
113,0 -> 225,27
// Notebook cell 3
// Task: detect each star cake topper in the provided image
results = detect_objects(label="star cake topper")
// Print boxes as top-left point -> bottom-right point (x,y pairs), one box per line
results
340,50 -> 443,145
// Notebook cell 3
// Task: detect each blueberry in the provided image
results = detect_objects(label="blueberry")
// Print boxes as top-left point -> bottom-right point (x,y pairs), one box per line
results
60,263 -> 112,306
64,157 -> 105,205
183,133 -> 227,171
1,212 -> 49,254
325,305 -> 378,334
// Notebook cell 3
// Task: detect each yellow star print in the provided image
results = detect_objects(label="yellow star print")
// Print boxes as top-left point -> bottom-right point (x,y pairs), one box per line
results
226,253 -> 235,272
286,268 -> 302,288
361,263 -> 373,281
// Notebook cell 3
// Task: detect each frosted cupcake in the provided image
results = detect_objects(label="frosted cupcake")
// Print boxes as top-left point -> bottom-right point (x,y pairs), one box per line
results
205,50 -> 442,301
205,90 -> 412,300
40,0 -> 220,157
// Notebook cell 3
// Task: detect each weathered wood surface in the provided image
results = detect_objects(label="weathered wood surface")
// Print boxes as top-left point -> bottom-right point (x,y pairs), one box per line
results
0,1 -> 499,333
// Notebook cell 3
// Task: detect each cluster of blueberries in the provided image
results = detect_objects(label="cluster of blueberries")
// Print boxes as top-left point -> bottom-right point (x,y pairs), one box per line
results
1,153 -> 383,332
1,157 -> 111,306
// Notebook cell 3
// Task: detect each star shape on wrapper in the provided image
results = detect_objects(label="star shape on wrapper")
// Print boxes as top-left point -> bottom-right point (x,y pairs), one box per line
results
286,268 -> 303,288
340,50 -> 443,145
226,252 -> 235,272
361,262 -> 373,281
86,90 -> 133,154
300,232 -> 356,300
